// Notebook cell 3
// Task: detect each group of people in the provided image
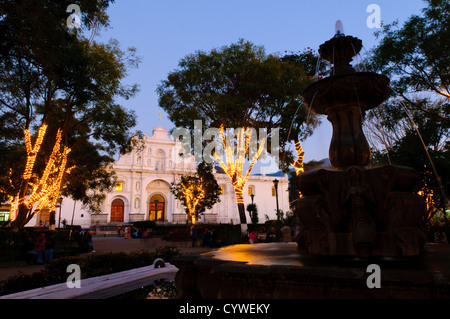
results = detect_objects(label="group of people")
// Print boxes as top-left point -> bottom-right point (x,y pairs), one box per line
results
117,225 -> 138,239
190,227 -> 218,248
248,224 -> 302,244
248,226 -> 278,244
23,232 -> 55,265
434,231 -> 448,244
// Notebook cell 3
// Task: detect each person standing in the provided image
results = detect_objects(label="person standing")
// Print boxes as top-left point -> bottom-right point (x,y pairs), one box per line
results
35,233 -> 46,264
191,227 -> 198,247
45,233 -> 55,262
125,226 -> 131,239
249,230 -> 258,244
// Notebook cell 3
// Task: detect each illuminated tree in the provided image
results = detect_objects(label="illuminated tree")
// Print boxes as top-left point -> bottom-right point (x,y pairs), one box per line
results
0,0 -> 140,229
170,162 -> 221,224
158,40 -> 317,233
212,126 -> 266,228
5,126 -> 74,226
292,141 -> 305,175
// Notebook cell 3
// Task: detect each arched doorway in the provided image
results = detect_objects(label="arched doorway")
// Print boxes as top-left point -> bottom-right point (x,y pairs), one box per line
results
149,194 -> 165,222
111,198 -> 125,222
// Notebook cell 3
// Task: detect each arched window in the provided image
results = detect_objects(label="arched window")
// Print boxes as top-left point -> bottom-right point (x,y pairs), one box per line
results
111,199 -> 124,222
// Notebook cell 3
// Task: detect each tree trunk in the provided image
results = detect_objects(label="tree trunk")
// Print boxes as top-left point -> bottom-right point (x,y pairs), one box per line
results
10,204 -> 31,230
238,202 -> 248,235
234,187 -> 248,235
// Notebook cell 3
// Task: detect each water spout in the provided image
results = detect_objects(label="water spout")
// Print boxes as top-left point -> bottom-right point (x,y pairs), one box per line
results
335,20 -> 344,37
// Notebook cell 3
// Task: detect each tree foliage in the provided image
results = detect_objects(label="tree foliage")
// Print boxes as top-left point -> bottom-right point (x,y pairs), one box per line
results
370,0 -> 450,103
0,0 -> 140,227
158,39 -> 318,229
158,39 -> 319,170
365,0 -> 449,223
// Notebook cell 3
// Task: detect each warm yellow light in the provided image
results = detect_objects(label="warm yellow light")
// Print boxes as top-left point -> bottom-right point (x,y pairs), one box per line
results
181,177 -> 206,224
292,141 -> 305,175
213,126 -> 266,206
439,90 -> 450,99
6,124 -> 74,227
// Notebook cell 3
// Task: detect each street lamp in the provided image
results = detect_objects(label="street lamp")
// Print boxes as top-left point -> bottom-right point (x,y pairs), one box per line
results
57,196 -> 63,228
250,193 -> 255,204
273,179 -> 279,221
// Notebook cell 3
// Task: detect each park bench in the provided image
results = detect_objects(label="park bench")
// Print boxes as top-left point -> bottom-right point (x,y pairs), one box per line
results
0,259 -> 177,299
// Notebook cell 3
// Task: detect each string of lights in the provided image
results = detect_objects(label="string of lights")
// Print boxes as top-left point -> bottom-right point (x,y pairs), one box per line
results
8,124 -> 74,224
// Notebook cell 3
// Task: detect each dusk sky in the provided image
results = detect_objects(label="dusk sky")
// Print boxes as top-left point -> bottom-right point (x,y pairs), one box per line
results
97,0 -> 427,171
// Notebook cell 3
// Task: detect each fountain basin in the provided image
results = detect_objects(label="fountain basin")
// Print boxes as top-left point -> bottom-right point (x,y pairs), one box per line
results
173,243 -> 450,299
302,72 -> 390,115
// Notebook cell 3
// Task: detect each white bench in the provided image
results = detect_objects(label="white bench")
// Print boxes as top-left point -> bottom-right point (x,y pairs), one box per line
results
0,259 -> 178,299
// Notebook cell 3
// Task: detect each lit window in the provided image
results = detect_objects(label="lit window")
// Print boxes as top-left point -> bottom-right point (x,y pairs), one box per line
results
115,182 -> 123,191
248,186 -> 254,196
0,212 -> 10,222
219,186 -> 224,195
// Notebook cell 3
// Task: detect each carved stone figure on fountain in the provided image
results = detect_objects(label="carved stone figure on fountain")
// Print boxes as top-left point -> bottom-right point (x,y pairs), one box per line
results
341,167 -> 377,257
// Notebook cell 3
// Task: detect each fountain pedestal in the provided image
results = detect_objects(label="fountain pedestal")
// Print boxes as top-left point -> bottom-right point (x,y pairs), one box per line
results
297,33 -> 426,257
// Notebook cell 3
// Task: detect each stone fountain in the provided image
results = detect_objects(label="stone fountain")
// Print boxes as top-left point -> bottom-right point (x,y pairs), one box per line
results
172,27 -> 450,299
298,28 -> 426,258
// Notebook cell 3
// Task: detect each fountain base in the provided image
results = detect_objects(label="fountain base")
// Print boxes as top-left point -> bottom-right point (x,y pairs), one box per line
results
173,243 -> 450,299
297,165 -> 427,257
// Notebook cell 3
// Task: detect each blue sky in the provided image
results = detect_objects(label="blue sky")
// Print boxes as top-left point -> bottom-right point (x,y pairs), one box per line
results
97,0 -> 427,170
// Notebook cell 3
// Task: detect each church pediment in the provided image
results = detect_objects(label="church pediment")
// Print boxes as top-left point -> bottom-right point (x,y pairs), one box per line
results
149,126 -> 172,141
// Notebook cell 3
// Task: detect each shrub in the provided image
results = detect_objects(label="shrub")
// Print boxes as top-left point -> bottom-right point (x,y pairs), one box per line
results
132,221 -> 156,230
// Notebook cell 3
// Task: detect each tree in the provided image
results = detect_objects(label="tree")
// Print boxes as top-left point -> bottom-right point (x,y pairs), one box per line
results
170,162 -> 221,224
365,0 -> 449,225
246,203 -> 258,225
369,0 -> 450,106
158,39 -> 317,233
365,0 -> 449,146
0,0 -> 140,228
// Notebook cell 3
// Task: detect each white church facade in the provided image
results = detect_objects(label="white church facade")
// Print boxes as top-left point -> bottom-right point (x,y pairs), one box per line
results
30,127 -> 290,229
